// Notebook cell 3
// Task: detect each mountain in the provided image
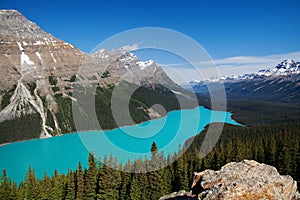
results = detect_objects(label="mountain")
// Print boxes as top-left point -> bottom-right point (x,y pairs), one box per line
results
92,48 -> 183,90
0,10 -> 91,91
0,10 -> 196,144
191,59 -> 300,104
191,59 -> 300,84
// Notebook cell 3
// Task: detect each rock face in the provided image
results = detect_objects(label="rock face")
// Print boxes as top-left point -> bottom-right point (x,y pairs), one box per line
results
0,9 -> 181,91
160,160 -> 299,200
0,9 -> 91,91
159,191 -> 197,200
92,49 -> 179,89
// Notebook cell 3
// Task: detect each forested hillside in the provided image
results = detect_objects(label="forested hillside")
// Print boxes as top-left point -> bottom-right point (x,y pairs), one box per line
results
0,82 -> 196,144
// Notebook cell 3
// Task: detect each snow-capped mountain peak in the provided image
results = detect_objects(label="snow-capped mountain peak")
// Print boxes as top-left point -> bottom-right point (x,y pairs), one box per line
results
191,59 -> 300,84
136,59 -> 154,70
272,59 -> 299,75
93,48 -> 156,71
276,59 -> 295,69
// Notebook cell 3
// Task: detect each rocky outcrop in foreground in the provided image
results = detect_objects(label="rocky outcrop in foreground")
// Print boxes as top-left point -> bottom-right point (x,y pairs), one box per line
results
160,160 -> 299,200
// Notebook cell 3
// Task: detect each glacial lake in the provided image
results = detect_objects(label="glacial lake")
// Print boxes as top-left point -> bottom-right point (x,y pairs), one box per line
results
0,106 -> 240,183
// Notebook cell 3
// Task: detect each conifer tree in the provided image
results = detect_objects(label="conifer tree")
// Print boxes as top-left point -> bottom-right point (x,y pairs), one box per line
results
65,169 -> 76,199
26,167 -> 41,199
232,138 -> 244,162
17,182 -> 27,199
97,154 -> 120,200
0,170 -> 13,200
84,152 -> 98,199
277,131 -> 292,175
174,156 -> 189,191
75,162 -> 84,199
266,137 -> 276,166
41,172 -> 52,199
129,173 -> 143,200
148,142 -> 168,199
129,158 -> 148,200
119,161 -> 132,200
52,170 -> 64,199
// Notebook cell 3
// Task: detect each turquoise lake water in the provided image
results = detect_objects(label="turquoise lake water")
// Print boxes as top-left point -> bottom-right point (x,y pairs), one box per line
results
0,106 -> 240,183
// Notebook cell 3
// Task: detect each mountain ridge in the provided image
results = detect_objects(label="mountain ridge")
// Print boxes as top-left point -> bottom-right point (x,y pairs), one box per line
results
191,59 -> 300,84
0,9 -> 196,144
191,59 -> 300,104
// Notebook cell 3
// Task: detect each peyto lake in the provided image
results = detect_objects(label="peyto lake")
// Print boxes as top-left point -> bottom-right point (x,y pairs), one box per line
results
0,106 -> 240,183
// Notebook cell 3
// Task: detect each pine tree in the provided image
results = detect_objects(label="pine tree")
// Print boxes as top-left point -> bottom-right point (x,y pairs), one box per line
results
277,131 -> 292,175
129,173 -> 143,200
11,182 -> 17,199
75,162 -> 84,199
26,167 -> 41,199
0,170 -> 13,200
129,158 -> 148,200
65,169 -> 76,199
266,137 -> 276,166
97,155 -> 120,200
147,142 -> 168,199
232,138 -> 244,162
52,170 -> 64,199
256,138 -> 265,162
17,182 -> 27,199
84,152 -> 98,199
119,161 -> 131,200
151,142 -> 158,160
174,156 -> 189,191
41,172 -> 52,199
163,166 -> 173,194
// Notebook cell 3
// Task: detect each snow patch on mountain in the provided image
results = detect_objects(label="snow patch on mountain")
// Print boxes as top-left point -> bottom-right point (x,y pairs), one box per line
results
137,60 -> 154,70
21,52 -> 34,65
16,42 -> 24,51
50,52 -> 57,63
35,52 -> 42,62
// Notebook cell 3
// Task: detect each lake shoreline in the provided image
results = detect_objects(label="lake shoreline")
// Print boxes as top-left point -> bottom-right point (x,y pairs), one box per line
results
0,105 -> 199,147
0,104 -> 241,147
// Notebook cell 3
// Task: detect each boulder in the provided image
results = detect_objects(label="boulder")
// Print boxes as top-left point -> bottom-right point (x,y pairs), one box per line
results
193,160 -> 298,200
160,160 -> 299,200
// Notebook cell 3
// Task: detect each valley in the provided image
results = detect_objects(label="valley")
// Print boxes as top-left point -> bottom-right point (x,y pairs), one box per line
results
0,7 -> 299,200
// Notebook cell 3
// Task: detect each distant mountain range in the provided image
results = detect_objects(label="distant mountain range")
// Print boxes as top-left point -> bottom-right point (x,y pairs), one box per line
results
0,10 -> 196,144
191,59 -> 300,104
191,59 -> 300,84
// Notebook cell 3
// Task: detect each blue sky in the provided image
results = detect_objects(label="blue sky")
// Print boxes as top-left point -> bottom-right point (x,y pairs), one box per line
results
1,0 -> 300,82
1,0 -> 299,58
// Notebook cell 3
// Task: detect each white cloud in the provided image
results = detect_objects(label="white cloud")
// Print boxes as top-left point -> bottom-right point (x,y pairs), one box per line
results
160,51 -> 300,85
119,44 -> 139,51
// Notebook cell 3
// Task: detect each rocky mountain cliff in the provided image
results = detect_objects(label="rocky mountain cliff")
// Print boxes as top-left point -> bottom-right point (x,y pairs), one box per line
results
160,160 -> 300,200
0,10 -> 91,91
92,48 -> 180,89
0,10 -> 194,144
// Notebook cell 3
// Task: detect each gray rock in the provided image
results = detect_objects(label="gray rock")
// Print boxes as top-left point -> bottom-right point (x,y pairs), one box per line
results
160,160 -> 299,200
159,190 -> 197,200
192,160 -> 298,200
